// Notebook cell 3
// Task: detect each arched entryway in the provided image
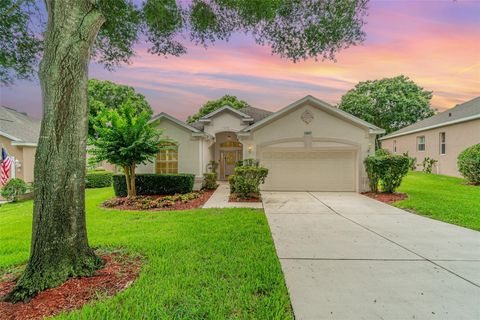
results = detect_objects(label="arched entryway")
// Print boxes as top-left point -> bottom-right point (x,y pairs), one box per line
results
215,132 -> 243,180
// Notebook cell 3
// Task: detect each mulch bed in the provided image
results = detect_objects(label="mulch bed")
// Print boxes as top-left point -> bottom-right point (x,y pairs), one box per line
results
362,192 -> 408,204
103,189 -> 215,211
229,193 -> 262,203
0,253 -> 142,320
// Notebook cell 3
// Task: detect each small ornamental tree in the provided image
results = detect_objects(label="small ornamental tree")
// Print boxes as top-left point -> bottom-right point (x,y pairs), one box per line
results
89,102 -> 164,197
458,144 -> 480,185
88,79 -> 153,138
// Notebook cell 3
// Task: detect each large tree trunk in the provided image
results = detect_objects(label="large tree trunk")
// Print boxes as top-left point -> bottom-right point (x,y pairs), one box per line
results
5,0 -> 105,302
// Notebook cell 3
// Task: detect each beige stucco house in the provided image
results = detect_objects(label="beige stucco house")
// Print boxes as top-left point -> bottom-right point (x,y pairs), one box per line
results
380,96 -> 480,177
139,95 -> 385,192
0,106 -> 40,184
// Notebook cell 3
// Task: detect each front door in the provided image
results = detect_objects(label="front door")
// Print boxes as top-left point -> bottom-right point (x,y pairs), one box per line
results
220,150 -> 241,180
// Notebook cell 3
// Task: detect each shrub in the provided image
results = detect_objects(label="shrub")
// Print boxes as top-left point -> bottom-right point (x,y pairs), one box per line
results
402,152 -> 417,171
228,174 -> 237,193
232,166 -> 268,199
203,172 -> 218,190
422,157 -> 438,174
380,156 -> 411,193
364,154 -> 410,193
103,192 -> 202,209
364,156 -> 381,193
85,170 -> 113,188
207,160 -> 218,173
375,149 -> 391,157
1,178 -> 28,202
235,158 -> 259,167
113,174 -> 195,197
458,144 -> 480,185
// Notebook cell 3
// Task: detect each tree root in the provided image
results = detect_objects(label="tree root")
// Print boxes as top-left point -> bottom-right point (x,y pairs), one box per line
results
3,252 -> 104,303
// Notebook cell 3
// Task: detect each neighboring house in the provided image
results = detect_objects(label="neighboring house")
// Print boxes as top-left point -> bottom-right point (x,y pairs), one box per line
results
380,96 -> 480,177
0,106 -> 116,188
0,106 -> 40,183
141,95 -> 385,192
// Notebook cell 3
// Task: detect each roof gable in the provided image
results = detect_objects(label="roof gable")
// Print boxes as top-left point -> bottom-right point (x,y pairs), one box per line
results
199,105 -> 254,122
190,105 -> 272,131
149,112 -> 202,133
241,95 -> 384,134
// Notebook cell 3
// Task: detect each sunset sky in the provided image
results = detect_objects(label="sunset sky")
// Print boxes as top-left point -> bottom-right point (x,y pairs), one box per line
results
1,0 -> 479,121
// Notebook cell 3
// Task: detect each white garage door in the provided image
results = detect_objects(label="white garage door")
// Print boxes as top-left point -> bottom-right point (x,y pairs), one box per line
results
260,149 -> 357,191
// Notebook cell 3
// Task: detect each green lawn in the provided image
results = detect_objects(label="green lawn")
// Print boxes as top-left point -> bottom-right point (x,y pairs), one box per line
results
395,172 -> 480,231
0,188 -> 292,319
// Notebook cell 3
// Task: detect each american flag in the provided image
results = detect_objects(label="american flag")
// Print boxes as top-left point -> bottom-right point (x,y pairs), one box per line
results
1,147 -> 12,186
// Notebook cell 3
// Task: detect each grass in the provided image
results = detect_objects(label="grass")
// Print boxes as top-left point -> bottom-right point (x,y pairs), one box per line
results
0,188 -> 292,319
395,171 -> 480,231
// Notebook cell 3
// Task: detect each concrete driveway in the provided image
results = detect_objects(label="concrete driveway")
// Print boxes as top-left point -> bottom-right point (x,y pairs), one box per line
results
262,192 -> 480,320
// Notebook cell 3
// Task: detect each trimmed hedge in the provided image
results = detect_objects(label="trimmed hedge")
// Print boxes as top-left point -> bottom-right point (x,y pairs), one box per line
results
113,173 -> 195,197
458,144 -> 480,185
85,170 -> 113,188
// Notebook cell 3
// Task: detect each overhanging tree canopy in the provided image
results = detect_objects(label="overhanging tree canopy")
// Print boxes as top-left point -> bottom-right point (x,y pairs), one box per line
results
1,0 -> 370,302
338,75 -> 435,134
187,95 -> 250,123
2,0 -> 369,84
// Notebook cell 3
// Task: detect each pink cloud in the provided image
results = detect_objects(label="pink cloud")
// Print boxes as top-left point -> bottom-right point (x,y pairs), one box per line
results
3,0 -> 479,119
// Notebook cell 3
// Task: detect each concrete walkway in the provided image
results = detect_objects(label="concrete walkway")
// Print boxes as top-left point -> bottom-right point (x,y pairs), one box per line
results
202,182 -> 263,209
262,191 -> 480,320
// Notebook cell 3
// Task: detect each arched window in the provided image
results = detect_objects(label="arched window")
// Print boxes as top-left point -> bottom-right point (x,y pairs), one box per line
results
220,141 -> 242,148
156,142 -> 178,174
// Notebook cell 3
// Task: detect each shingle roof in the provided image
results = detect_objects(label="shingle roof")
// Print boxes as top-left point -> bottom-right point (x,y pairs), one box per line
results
239,105 -> 274,122
189,105 -> 273,131
189,120 -> 205,130
380,96 -> 480,140
0,106 -> 41,144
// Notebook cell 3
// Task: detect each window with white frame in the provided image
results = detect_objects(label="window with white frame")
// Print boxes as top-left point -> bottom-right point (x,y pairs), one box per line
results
439,132 -> 446,155
156,142 -> 178,174
393,140 -> 397,153
417,136 -> 426,151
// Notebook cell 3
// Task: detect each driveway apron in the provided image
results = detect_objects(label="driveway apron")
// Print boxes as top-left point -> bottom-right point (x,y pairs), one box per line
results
262,191 -> 480,320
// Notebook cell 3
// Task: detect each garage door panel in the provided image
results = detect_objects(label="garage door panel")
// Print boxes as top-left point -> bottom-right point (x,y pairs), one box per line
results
261,150 -> 356,191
